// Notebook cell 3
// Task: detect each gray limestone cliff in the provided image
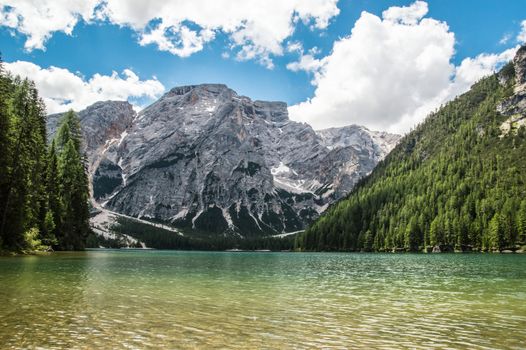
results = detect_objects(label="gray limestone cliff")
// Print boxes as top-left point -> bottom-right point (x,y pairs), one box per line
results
497,45 -> 526,134
48,84 -> 401,236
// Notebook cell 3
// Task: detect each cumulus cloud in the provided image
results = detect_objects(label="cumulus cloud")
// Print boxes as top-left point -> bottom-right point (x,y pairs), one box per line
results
499,32 -> 512,45
289,1 -> 518,133
518,20 -> 526,43
286,44 -> 323,73
286,53 -> 323,73
0,0 -> 99,51
4,61 -> 165,114
0,0 -> 339,68
382,0 -> 428,25
385,47 -> 518,132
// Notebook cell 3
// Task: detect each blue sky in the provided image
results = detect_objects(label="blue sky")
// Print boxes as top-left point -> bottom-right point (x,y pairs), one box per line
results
1,1 -> 525,132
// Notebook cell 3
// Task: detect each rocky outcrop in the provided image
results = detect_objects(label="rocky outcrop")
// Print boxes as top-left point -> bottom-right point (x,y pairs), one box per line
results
498,45 -> 526,134
48,84 -> 400,236
514,45 -> 526,87
48,101 -> 136,200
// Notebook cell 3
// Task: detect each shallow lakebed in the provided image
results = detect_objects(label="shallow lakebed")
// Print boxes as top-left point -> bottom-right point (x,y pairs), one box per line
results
1,250 -> 525,349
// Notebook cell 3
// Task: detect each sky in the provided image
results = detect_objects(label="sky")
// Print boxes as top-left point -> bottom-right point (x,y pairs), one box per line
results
0,0 -> 525,133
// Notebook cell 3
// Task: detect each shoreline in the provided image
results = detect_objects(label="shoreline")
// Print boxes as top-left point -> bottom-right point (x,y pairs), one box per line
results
3,247 -> 525,256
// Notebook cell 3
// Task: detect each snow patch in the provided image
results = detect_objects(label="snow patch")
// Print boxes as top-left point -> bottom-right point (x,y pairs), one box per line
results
271,162 -> 291,176
171,209 -> 188,221
272,230 -> 304,238
222,207 -> 235,229
273,177 -> 313,194
192,209 -> 204,228
117,130 -> 128,147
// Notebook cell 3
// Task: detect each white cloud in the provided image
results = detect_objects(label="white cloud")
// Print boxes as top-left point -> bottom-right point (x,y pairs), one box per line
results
286,53 -> 323,73
499,32 -> 511,45
518,20 -> 526,43
452,48 -> 517,90
289,1 -> 519,133
382,0 -> 428,25
4,61 -> 165,114
386,47 -> 518,133
286,41 -> 303,53
0,0 -> 99,51
0,0 -> 340,68
286,42 -> 322,74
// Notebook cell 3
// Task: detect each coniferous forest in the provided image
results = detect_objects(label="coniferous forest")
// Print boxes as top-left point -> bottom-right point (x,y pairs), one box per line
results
296,62 -> 526,252
0,58 -> 90,253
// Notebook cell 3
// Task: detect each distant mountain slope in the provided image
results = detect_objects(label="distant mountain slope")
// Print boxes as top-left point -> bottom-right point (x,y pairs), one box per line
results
48,85 -> 400,237
296,46 -> 526,252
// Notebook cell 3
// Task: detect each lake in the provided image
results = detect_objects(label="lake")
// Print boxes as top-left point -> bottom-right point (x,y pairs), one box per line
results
0,250 -> 525,349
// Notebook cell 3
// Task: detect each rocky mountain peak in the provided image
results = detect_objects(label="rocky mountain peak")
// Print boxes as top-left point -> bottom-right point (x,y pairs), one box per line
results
47,85 -> 401,237
48,100 -> 135,153
166,83 -> 231,97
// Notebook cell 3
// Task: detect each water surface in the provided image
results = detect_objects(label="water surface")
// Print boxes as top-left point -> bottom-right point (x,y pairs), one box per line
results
1,251 -> 525,349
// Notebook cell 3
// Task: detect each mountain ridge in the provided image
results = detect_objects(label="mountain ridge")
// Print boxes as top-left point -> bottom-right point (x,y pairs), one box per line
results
296,46 -> 526,252
47,83 -> 400,238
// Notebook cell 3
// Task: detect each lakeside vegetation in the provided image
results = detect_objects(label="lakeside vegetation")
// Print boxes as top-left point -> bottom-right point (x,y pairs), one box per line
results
0,57 -> 90,253
296,63 -> 526,252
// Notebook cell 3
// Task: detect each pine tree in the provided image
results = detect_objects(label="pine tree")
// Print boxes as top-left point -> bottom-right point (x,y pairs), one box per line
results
56,114 -> 90,250
0,79 -> 33,248
0,56 -> 12,248
43,140 -> 61,246
488,214 -> 505,251
404,216 -> 420,251
0,77 -> 49,250
55,110 -> 82,153
0,62 -> 90,252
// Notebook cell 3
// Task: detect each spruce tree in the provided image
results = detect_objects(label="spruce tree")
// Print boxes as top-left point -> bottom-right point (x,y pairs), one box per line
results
0,77 -> 48,250
56,114 -> 90,250
43,140 -> 61,246
0,56 -> 12,248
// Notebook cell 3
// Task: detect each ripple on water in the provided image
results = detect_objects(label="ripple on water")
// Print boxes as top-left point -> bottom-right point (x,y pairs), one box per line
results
0,252 -> 525,349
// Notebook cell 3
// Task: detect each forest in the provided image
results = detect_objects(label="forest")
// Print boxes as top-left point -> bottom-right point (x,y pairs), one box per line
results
87,217 -> 294,251
296,62 -> 526,252
0,58 -> 90,253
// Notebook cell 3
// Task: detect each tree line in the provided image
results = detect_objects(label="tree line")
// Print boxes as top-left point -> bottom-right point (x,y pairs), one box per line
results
0,57 -> 90,252
296,63 -> 526,252
91,216 -> 294,251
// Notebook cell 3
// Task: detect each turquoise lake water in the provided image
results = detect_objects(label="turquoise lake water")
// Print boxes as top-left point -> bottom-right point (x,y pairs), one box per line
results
0,250 -> 525,349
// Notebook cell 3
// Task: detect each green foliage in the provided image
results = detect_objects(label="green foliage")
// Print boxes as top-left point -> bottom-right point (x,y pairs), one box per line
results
297,69 -> 526,252
0,56 -> 90,252
111,217 -> 294,251
55,110 -> 82,153
56,138 -> 90,250
23,227 -> 45,251
0,68 -> 48,249
518,200 -> 526,244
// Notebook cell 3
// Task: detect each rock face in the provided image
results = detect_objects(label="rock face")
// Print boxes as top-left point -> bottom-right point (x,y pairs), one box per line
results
514,45 -> 526,87
48,84 -> 400,235
498,45 -> 526,134
47,101 -> 136,199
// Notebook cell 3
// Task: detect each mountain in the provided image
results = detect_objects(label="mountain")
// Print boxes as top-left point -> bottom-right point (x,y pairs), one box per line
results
296,46 -> 526,252
47,84 -> 400,237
